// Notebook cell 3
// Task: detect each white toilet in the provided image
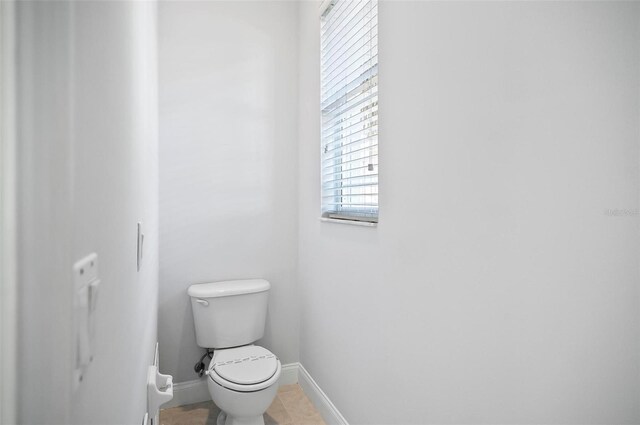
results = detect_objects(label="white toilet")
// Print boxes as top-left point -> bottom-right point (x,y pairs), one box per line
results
188,279 -> 281,425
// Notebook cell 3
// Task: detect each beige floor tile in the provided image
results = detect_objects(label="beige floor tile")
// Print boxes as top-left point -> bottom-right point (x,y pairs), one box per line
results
265,396 -> 292,425
279,388 -> 326,425
160,401 -> 219,425
277,384 -> 300,394
161,385 -> 325,425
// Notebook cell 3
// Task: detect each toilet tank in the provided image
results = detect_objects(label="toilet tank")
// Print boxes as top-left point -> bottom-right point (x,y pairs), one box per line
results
188,279 -> 270,349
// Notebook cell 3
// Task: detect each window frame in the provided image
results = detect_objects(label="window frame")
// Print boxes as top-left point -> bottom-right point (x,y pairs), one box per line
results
319,0 -> 379,226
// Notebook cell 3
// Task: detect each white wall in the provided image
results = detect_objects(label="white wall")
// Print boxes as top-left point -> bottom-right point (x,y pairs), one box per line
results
298,2 -> 640,424
1,1 -> 18,423
17,1 -> 159,423
17,2 -> 75,422
158,1 -> 299,383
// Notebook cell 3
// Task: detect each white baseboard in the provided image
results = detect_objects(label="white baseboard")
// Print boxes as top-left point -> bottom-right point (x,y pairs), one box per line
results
279,362 -> 300,386
161,377 -> 210,409
298,363 -> 348,425
162,362 -> 301,410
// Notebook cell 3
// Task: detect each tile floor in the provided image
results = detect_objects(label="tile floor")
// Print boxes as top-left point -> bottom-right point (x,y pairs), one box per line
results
160,384 -> 326,425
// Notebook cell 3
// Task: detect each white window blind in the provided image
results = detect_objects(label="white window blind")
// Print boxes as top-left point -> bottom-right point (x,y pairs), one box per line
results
321,0 -> 378,223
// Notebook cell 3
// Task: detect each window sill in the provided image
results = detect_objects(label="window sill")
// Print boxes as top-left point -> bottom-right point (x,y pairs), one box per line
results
319,217 -> 377,227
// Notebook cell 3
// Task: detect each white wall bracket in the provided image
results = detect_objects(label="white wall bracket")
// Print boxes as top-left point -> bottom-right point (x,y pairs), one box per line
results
137,222 -> 144,271
148,343 -> 173,425
72,253 -> 100,392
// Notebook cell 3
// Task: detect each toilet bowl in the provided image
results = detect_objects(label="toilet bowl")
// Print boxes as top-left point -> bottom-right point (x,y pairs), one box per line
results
206,345 -> 281,425
188,279 -> 279,425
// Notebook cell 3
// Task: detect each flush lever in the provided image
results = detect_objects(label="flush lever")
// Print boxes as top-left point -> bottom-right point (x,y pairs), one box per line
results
195,299 -> 209,307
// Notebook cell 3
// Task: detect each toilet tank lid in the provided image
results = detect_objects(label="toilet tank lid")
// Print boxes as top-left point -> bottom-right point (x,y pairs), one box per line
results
188,279 -> 270,298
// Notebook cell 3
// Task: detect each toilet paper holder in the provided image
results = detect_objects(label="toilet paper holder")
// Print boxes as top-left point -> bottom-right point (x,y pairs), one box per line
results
148,343 -> 173,425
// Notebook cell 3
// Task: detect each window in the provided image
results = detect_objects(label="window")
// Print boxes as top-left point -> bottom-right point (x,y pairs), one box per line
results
321,0 -> 378,223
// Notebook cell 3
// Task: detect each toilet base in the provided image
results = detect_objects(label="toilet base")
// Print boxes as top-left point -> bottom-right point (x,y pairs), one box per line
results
217,411 -> 265,425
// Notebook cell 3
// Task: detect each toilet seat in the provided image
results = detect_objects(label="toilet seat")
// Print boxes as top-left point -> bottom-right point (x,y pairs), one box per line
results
207,345 -> 281,392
